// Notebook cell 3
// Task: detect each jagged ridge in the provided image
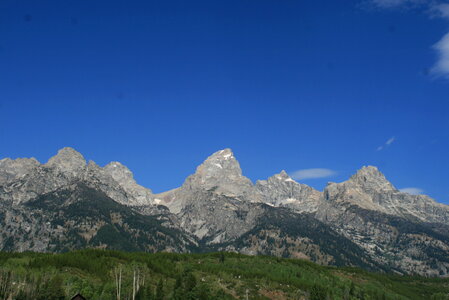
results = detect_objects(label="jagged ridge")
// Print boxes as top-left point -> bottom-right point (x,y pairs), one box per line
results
1,147 -> 449,276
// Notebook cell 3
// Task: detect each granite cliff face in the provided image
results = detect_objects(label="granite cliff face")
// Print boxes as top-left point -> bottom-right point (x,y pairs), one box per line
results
254,170 -> 322,213
1,147 -> 449,276
0,147 -> 154,206
154,149 -> 261,244
316,166 -> 449,276
321,166 -> 449,224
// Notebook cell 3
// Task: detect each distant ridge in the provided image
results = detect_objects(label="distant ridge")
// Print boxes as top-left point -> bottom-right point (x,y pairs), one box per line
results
1,147 -> 448,276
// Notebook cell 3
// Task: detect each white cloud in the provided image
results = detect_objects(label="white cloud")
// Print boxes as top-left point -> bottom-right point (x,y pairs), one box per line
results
431,3 -> 449,19
367,0 -> 449,79
399,187 -> 424,195
386,137 -> 395,145
432,32 -> 449,77
371,0 -> 409,8
370,0 -> 425,9
377,136 -> 395,151
430,3 -> 449,77
290,168 -> 336,180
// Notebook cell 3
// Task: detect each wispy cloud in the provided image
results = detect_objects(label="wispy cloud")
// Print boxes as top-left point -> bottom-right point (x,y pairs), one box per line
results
432,32 -> 449,77
430,3 -> 449,77
377,136 -> 396,151
290,168 -> 336,180
368,0 -> 426,9
431,3 -> 449,19
370,0 -> 417,8
367,0 -> 449,78
399,187 -> 424,195
386,136 -> 395,145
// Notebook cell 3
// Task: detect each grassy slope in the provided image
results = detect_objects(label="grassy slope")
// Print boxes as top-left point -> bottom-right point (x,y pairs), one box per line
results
0,250 -> 448,299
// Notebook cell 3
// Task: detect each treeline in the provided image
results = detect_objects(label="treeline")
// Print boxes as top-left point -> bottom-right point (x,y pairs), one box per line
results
0,250 -> 448,299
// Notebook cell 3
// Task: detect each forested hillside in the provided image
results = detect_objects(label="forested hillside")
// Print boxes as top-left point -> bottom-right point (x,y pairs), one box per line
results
0,250 -> 448,300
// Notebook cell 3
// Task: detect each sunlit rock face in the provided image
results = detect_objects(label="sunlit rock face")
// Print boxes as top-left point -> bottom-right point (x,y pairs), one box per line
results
154,149 -> 261,243
0,147 -> 154,206
254,170 -> 322,213
317,166 -> 449,277
0,157 -> 40,185
319,165 -> 449,224
1,147 -> 449,276
182,148 -> 254,195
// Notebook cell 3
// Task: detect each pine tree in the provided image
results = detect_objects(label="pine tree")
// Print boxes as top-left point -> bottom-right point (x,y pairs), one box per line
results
309,284 -> 327,300
155,279 -> 164,300
184,272 -> 197,293
135,284 -> 153,300
349,281 -> 355,296
38,276 -> 65,300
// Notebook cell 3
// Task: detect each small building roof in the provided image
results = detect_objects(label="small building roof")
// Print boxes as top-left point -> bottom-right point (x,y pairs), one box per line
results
71,293 -> 86,300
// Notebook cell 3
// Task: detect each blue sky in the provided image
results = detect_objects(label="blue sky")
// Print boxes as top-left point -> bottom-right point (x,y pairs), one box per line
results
1,0 -> 448,203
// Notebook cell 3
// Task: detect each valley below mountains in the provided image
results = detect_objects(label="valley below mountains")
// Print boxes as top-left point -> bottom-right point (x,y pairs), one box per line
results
1,147 -> 449,277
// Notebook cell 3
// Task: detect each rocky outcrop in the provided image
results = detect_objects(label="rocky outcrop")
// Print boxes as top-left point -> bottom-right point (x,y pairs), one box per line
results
254,170 -> 322,213
154,149 -> 260,243
0,147 -> 154,206
1,147 -> 449,276
320,166 -> 449,224
0,183 -> 195,253
317,166 -> 449,276
0,157 -> 40,185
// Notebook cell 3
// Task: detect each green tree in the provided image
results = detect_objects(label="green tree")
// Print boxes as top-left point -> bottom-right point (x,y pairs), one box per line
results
190,282 -> 212,300
136,284 -> 153,300
219,253 -> 225,263
172,275 -> 184,300
184,272 -> 197,293
349,281 -> 356,296
15,289 -> 28,300
155,279 -> 164,300
309,284 -> 327,300
38,275 -> 65,300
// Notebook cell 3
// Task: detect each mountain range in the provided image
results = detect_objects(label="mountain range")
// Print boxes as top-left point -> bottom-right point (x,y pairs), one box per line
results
1,147 -> 448,277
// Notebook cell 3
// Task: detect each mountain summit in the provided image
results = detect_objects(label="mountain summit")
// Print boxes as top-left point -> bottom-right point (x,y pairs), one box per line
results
1,148 -> 449,276
255,170 -> 321,212
0,147 -> 154,206
45,147 -> 87,177
349,166 -> 396,192
182,148 -> 253,194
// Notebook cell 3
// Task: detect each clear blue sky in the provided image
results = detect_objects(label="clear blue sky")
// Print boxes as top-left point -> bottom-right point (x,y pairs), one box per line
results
1,0 -> 448,203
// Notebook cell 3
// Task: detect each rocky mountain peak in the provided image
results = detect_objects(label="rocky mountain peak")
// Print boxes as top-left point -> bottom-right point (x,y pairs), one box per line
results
255,170 -> 321,212
211,148 -> 234,159
202,148 -> 237,167
0,157 -> 40,185
193,148 -> 243,179
103,161 -> 134,185
86,160 -> 101,171
45,147 -> 86,173
272,170 -> 297,183
278,170 -> 289,177
181,148 -> 253,196
349,166 -> 396,192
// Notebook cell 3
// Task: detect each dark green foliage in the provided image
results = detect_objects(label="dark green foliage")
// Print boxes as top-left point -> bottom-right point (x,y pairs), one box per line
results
214,206 -> 385,272
136,283 -> 153,300
37,275 -> 65,300
309,284 -> 328,300
184,271 -> 197,293
348,206 -> 449,265
350,281 -> 356,296
24,183 -> 198,253
155,279 -> 164,300
0,250 -> 447,300
90,224 -> 139,251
